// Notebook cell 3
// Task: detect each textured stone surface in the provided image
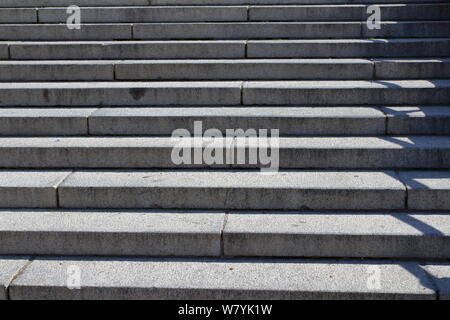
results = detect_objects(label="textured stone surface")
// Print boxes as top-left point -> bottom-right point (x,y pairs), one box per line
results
383,106 -> 450,135
0,136 -> 448,169
243,80 -> 450,105
247,39 -> 450,58
0,210 -> 224,256
9,258 -> 436,300
399,171 -> 450,210
90,106 -> 386,136
115,59 -> 374,80
39,6 -> 248,23
0,257 -> 30,300
0,82 -> 242,106
224,212 -> 450,258
9,41 -> 246,60
423,264 -> 450,300
58,170 -> 406,210
0,171 -> 71,208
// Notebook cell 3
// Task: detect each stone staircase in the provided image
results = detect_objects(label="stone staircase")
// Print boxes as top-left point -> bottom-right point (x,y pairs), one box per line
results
0,0 -> 449,300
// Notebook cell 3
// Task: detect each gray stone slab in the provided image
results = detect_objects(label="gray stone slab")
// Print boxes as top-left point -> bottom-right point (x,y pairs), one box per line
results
0,82 -> 242,106
0,8 -> 36,23
0,44 -> 8,59
0,24 -> 132,41
9,258 -> 436,300
0,108 -> 95,136
0,136 -> 448,169
58,170 -> 406,210
0,210 -> 224,257
133,22 -> 362,40
0,170 -> 71,208
374,59 -> 450,79
0,0 -> 441,6
39,6 -> 247,23
0,257 -> 30,300
9,41 -> 245,60
0,61 -> 115,81
115,59 -> 374,80
243,80 -> 450,105
250,5 -> 366,21
383,106 -> 450,135
247,39 -> 450,58
423,264 -> 450,300
89,106 -> 386,136
250,4 -> 450,21
399,171 -> 450,211
363,21 -> 450,38
0,0 -> 149,6
224,212 -> 450,258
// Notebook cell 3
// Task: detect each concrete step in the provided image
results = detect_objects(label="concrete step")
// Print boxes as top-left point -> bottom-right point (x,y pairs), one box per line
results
0,210 -> 225,257
0,8 -> 36,23
1,58 -> 448,81
38,6 -> 248,23
0,136 -> 448,169
225,212 -> 450,259
0,24 -> 132,41
0,170 -> 71,208
6,39 -> 447,60
89,106 -> 387,136
0,210 -> 449,259
0,106 -> 447,137
249,4 -> 450,21
132,22 -> 450,40
6,256 -> 447,300
0,80 -> 448,106
3,21 -> 448,41
243,80 -> 450,105
1,0 -> 447,7
248,38 -> 450,58
30,4 -> 450,23
374,58 -> 450,79
0,82 -> 242,106
56,170 -> 450,211
383,106 -> 450,135
0,108 -> 95,136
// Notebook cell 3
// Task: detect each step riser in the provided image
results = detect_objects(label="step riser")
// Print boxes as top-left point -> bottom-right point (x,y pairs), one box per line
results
1,107 -> 448,137
6,257 -> 439,300
248,39 -> 450,58
24,5 -> 450,23
8,40 -> 448,60
0,145 -> 447,169
0,82 -> 448,106
1,60 -> 449,81
3,22 -> 449,40
1,0 -> 445,6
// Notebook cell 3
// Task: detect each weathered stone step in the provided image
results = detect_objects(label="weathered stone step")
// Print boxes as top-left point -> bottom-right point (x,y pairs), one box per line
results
0,136 -> 448,169
0,82 -> 242,106
0,106 -> 448,137
243,80 -> 450,105
27,4 -> 450,23
1,58 -> 448,81
225,211 -> 450,258
7,256 -> 449,300
1,0 -> 446,7
132,22 -> 450,40
2,21 -> 449,41
248,38 -> 450,58
37,6 -> 248,23
6,39 -> 447,60
0,210 -> 449,259
0,80 -> 448,106
249,4 -> 450,21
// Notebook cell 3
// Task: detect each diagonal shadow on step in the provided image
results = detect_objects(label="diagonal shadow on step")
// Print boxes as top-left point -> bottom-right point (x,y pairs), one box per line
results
390,213 -> 445,236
